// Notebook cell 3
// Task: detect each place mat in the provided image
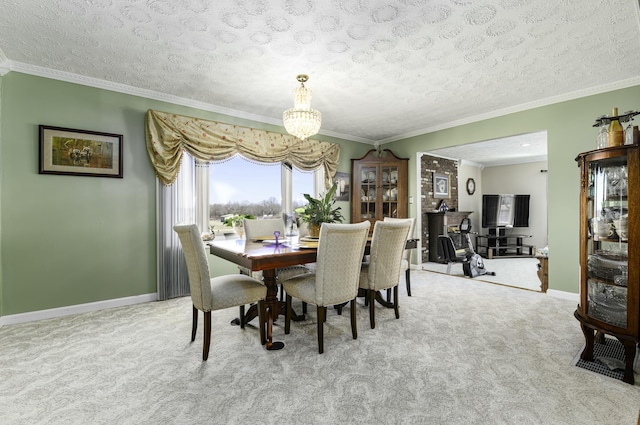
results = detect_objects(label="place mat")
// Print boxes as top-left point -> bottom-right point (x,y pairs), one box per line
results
573,337 -> 630,382
251,236 -> 278,242
296,241 -> 318,249
300,236 -> 319,242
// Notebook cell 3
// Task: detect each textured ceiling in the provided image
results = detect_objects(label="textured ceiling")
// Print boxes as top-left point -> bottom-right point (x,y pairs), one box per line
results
1,0 -> 639,149
425,130 -> 547,167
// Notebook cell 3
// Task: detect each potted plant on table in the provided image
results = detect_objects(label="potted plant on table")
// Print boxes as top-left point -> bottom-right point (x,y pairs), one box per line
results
295,183 -> 344,238
223,214 -> 255,238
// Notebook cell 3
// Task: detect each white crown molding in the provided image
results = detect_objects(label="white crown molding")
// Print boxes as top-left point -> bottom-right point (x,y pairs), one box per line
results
459,159 -> 484,169
0,48 -> 10,76
7,60 -> 372,144
380,76 -> 640,144
482,154 -> 548,168
10,61 -> 286,122
6,60 -> 640,146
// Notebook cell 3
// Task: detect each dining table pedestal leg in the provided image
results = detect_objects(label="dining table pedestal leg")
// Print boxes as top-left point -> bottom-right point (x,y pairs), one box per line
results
262,269 -> 285,350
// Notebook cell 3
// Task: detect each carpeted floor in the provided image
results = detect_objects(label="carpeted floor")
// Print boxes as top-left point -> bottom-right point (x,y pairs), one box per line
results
0,270 -> 638,425
422,257 -> 543,291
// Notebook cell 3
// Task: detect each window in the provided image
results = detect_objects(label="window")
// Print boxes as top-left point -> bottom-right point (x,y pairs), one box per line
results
292,166 -> 314,210
206,155 -> 319,236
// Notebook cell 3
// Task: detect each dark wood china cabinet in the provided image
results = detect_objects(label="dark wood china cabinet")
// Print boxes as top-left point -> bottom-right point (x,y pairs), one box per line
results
574,144 -> 639,384
351,149 -> 408,228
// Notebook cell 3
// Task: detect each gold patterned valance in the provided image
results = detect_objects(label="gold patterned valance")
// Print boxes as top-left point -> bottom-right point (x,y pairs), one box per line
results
145,109 -> 340,188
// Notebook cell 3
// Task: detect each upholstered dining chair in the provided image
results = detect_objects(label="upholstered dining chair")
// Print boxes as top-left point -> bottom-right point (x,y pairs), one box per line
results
359,220 -> 411,329
282,221 -> 370,354
243,218 -> 311,297
173,224 -> 267,361
438,235 -> 467,274
383,217 -> 416,296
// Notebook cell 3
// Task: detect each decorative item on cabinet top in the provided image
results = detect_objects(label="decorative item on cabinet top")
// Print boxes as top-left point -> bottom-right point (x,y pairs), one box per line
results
593,109 -> 639,148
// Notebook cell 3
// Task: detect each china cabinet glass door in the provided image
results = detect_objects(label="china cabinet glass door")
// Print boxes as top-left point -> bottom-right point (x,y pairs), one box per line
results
351,149 -> 408,226
359,165 -> 377,220
586,155 -> 629,328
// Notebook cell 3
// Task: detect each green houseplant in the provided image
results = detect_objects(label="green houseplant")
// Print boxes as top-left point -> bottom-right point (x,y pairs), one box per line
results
223,214 -> 255,227
296,183 -> 344,237
223,214 -> 255,238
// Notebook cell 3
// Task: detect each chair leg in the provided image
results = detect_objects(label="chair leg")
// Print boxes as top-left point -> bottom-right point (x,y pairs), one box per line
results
285,295 -> 292,335
239,305 -> 245,329
350,298 -> 358,340
393,285 -> 400,319
191,305 -> 198,342
203,311 -> 211,361
334,302 -> 347,315
258,301 -> 266,345
406,269 -> 411,296
317,306 -> 325,354
369,289 -> 376,329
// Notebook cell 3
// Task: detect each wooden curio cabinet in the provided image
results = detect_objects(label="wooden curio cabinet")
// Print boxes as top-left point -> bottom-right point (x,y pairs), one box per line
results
575,144 -> 639,384
351,149 -> 408,228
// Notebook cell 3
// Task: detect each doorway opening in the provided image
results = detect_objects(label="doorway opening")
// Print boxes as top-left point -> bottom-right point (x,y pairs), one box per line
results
416,131 -> 548,292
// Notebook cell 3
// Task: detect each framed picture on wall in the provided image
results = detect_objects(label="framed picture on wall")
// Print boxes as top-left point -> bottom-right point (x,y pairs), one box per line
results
433,173 -> 449,198
39,125 -> 123,178
334,171 -> 350,201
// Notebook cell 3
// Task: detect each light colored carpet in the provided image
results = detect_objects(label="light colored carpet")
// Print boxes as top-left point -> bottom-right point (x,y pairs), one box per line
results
1,271 -> 638,425
422,257 -> 543,291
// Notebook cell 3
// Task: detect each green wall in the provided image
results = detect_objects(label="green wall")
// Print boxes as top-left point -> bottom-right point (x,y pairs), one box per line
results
2,71 -> 637,317
0,72 -> 368,316
384,85 -> 640,294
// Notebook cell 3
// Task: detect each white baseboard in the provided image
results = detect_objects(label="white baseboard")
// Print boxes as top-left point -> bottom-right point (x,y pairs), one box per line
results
546,289 -> 579,302
0,293 -> 158,326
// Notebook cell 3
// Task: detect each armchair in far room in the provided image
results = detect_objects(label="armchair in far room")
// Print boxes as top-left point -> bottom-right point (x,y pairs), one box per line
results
383,217 -> 416,296
438,235 -> 467,274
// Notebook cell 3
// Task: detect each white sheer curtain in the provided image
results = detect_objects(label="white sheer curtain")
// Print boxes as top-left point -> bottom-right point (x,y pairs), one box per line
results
157,154 -> 210,300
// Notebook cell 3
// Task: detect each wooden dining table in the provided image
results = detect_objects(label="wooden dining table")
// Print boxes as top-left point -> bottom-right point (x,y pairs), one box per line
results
209,236 -> 418,350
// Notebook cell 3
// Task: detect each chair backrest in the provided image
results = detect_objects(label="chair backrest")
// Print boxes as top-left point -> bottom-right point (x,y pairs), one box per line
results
243,218 -> 285,240
459,218 -> 471,234
173,224 -> 212,311
298,220 -> 309,237
437,235 -> 458,262
365,220 -> 411,290
315,221 -> 370,306
383,217 -> 416,261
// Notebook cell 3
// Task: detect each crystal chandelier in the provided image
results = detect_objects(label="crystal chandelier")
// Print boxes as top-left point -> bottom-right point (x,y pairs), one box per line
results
282,74 -> 322,140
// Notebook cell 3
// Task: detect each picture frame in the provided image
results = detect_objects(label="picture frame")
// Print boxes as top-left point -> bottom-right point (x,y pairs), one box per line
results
39,125 -> 123,178
433,173 -> 450,198
334,171 -> 350,201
